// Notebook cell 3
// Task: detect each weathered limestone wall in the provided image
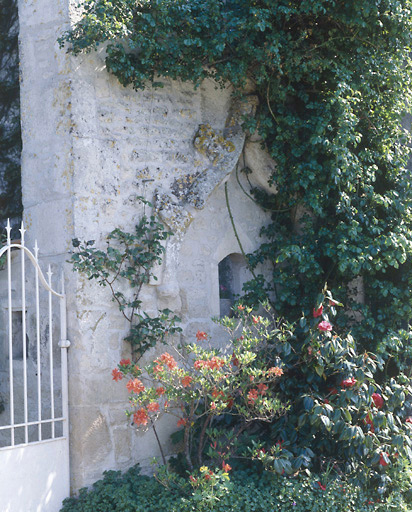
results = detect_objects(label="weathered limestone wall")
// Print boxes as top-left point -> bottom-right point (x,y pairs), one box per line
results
17,0 -> 273,493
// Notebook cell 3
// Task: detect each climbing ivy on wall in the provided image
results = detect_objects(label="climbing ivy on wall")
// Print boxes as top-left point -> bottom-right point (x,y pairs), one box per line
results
0,0 -> 22,222
61,0 -> 412,352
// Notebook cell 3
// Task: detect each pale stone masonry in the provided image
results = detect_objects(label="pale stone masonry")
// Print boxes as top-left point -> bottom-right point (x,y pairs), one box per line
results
15,0 -> 274,492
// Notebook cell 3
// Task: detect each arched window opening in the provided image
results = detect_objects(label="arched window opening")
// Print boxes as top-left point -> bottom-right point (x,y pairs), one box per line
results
218,253 -> 247,317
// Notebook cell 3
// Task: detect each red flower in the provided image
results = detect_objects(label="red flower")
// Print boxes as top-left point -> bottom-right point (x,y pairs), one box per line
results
341,377 -> 356,388
189,475 -> 197,484
364,412 -> 375,433
126,378 -> 145,394
237,305 -> 245,311
119,358 -> 131,367
212,388 -> 224,398
153,364 -> 164,374
379,452 -> 389,466
248,389 -> 259,405
329,388 -> 338,395
196,331 -> 208,341
147,402 -> 160,412
268,366 -> 283,377
324,399 -> 329,404
160,352 -> 177,370
406,417 -> 412,424
226,397 -> 234,408
181,375 -> 193,387
318,321 -> 332,332
208,356 -> 225,370
222,462 -> 232,472
177,417 -> 187,427
210,402 -> 216,410
317,481 -> 326,491
156,387 -> 165,396
112,368 -> 123,382
372,393 -> 384,409
257,383 -> 268,396
133,408 -> 149,426
252,315 -> 262,324
313,305 -> 323,318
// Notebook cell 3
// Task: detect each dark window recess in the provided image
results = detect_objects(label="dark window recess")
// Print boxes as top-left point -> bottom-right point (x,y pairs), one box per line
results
218,253 -> 247,317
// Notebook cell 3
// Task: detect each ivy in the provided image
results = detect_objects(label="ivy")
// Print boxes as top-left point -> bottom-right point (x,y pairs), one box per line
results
61,0 -> 412,353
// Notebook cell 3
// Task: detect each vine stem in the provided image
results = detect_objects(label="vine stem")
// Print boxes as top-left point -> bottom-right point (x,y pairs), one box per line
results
224,181 -> 257,280
152,423 -> 167,466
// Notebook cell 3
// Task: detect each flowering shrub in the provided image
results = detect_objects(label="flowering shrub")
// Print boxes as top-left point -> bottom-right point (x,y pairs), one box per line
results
264,290 -> 412,497
113,309 -> 288,474
112,291 -> 412,503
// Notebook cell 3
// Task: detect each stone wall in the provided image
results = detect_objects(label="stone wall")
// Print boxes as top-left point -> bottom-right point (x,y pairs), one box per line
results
17,0 -> 274,492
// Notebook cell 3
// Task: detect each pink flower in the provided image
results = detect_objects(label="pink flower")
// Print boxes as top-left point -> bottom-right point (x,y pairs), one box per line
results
181,375 -> 193,387
372,393 -> 384,409
147,402 -> 160,412
133,408 -> 149,426
159,353 -> 177,370
126,378 -> 145,394
313,305 -> 323,318
379,452 -> 389,466
112,368 -> 123,382
248,389 -> 259,405
341,377 -> 356,388
196,331 -> 208,341
318,321 -> 332,332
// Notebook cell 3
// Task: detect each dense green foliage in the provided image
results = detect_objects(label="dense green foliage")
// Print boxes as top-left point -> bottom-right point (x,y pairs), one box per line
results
60,0 -> 412,351
60,464 -> 411,512
71,198 -> 181,358
0,0 -> 22,222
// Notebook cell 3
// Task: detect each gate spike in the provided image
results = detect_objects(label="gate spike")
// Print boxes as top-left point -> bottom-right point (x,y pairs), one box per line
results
60,270 -> 65,294
34,240 -> 39,260
5,218 -> 11,244
19,221 -> 26,245
47,264 -> 53,281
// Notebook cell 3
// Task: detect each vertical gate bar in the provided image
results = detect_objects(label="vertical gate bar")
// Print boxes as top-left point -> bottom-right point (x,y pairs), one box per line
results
34,241 -> 42,441
47,265 -> 55,438
20,222 -> 28,443
59,273 -> 70,441
6,219 -> 14,446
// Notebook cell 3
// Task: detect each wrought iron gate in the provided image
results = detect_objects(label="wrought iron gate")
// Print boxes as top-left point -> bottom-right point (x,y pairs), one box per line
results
0,220 -> 70,512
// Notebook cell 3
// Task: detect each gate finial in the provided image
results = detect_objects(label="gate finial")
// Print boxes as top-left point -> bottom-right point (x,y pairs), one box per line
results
5,218 -> 11,244
19,221 -> 26,245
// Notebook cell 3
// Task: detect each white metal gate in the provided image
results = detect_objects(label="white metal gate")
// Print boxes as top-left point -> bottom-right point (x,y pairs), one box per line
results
0,220 -> 70,512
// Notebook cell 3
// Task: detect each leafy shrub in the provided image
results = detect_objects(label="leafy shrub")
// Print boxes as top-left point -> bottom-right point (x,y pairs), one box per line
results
71,197 -> 181,359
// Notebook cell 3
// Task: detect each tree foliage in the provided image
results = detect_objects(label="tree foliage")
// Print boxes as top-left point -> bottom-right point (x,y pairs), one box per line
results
61,0 -> 412,351
0,0 -> 22,222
